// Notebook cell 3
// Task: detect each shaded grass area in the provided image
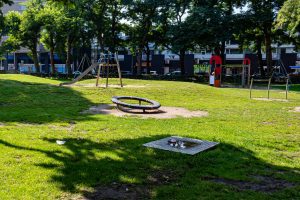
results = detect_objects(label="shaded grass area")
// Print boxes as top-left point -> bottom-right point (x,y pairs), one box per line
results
0,74 -> 299,199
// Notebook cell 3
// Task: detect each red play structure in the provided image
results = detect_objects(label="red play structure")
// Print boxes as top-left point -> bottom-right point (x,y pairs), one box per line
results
243,57 -> 251,65
209,55 -> 222,87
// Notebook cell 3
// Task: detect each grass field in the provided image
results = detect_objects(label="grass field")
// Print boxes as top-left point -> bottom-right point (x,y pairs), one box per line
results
0,74 -> 299,199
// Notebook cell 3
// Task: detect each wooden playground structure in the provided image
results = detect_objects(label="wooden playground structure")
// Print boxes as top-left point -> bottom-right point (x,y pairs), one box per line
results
60,52 -> 123,88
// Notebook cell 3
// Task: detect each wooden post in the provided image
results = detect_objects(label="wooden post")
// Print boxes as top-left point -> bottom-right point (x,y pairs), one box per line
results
115,53 -> 123,87
247,65 -> 251,87
267,78 -> 272,99
242,65 -> 245,87
96,64 -> 101,87
250,78 -> 253,99
106,65 -> 109,88
285,77 -> 289,100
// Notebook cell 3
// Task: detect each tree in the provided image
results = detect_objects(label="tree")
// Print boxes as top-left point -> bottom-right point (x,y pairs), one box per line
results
105,0 -> 124,53
0,1 -> 16,71
186,3 -> 223,52
2,0 -> 43,73
3,0 -> 44,73
233,12 -> 266,76
0,0 -> 13,32
0,11 -> 22,54
47,0 -> 87,76
276,0 -> 300,47
125,0 -> 161,75
21,0 -> 44,73
38,3 -> 66,75
156,0 -> 193,75
248,0 -> 285,74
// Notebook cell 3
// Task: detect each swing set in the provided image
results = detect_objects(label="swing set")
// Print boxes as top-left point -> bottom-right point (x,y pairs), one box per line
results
60,51 -> 123,88
249,60 -> 290,100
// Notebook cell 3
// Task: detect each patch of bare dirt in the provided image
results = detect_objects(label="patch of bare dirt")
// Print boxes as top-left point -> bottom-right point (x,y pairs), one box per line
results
16,122 -> 42,127
0,122 -> 5,127
82,104 -> 208,119
79,183 -> 150,200
74,171 -> 178,200
294,107 -> 300,112
261,121 -> 274,125
49,121 -> 76,131
203,175 -> 296,193
48,125 -> 75,131
66,83 -> 146,88
146,170 -> 178,185
252,98 -> 288,102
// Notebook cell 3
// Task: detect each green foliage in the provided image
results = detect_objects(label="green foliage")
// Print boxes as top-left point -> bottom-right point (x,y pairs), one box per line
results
0,0 -> 13,30
1,0 -> 300,75
276,0 -> 300,47
2,0 -> 44,72
0,11 -> 22,54
38,3 -> 64,51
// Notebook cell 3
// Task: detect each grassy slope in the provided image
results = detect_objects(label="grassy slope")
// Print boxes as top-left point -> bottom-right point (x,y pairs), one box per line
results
0,74 -> 299,199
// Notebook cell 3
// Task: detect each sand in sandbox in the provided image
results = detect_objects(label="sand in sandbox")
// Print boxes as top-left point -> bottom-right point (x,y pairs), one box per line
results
82,104 -> 208,119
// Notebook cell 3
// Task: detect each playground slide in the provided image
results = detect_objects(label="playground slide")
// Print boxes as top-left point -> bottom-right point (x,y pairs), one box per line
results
59,63 -> 99,86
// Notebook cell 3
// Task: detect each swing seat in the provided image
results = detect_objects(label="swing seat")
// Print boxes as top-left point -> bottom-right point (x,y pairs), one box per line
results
73,71 -> 81,79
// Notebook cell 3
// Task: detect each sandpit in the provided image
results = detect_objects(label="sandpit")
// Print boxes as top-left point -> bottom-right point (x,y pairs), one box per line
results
65,83 -> 146,88
252,98 -> 288,102
82,104 -> 208,119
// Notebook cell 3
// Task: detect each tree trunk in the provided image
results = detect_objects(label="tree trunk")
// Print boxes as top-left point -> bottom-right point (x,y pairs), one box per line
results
137,47 -> 143,75
31,45 -> 40,74
50,47 -> 55,76
221,41 -> 226,65
146,44 -> 150,74
264,27 -> 272,75
66,36 -> 72,77
256,38 -> 264,77
111,2 -> 117,53
98,35 -> 104,53
179,49 -> 185,75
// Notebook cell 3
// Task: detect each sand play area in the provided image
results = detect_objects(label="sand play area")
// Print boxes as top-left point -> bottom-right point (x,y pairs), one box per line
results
83,104 -> 208,119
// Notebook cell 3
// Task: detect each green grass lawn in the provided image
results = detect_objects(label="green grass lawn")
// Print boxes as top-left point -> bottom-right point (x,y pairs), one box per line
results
0,74 -> 299,199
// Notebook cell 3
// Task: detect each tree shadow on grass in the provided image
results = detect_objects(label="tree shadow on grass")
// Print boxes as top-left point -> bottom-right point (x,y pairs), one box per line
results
0,79 -> 96,123
0,136 -> 299,199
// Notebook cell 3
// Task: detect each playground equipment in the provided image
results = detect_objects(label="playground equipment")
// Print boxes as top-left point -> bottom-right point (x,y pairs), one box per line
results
96,52 -> 123,88
60,52 -> 123,88
112,96 -> 161,113
209,55 -> 222,87
73,54 -> 92,79
222,58 -> 251,88
242,58 -> 251,87
289,65 -> 300,75
249,62 -> 289,100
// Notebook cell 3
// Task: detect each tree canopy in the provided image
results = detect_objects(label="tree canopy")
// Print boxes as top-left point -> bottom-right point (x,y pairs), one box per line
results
1,0 -> 299,75
276,0 -> 300,47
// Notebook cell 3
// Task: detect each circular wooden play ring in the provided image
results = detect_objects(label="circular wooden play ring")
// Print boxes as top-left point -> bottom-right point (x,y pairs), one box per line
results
111,96 -> 161,112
